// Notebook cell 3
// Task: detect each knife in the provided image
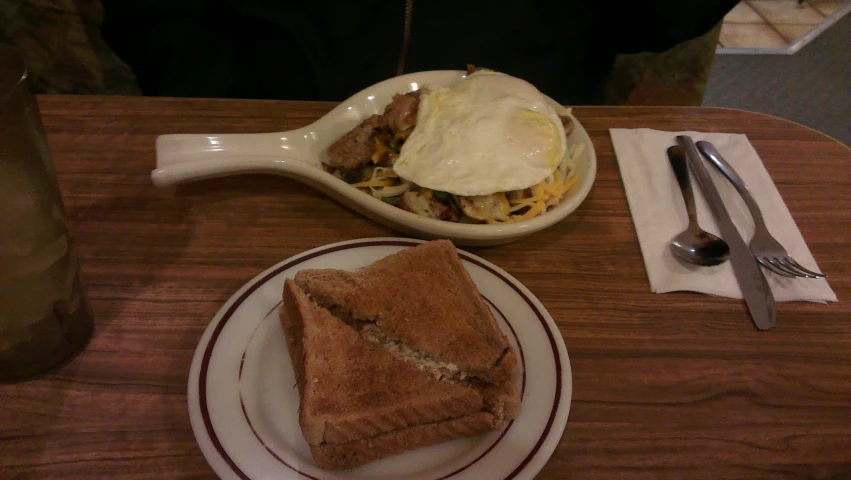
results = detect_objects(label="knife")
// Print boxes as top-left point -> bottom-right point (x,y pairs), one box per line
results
674,135 -> 776,330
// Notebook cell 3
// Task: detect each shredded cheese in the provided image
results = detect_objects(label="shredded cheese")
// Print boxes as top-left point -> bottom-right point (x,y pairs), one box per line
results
509,196 -> 548,206
374,169 -> 399,179
371,139 -> 391,164
513,201 -> 547,220
494,169 -> 581,221
371,181 -> 412,198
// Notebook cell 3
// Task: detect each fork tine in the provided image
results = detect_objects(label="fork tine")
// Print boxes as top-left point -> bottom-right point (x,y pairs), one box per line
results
765,258 -> 807,277
775,258 -> 818,278
757,258 -> 797,277
768,258 -> 812,277
778,262 -> 818,278
780,258 -> 826,278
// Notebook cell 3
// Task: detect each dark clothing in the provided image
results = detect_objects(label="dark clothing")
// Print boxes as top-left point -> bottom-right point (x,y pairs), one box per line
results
100,1 -> 736,105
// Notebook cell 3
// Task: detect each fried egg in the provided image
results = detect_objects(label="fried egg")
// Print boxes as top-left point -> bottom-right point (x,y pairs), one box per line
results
393,70 -> 567,196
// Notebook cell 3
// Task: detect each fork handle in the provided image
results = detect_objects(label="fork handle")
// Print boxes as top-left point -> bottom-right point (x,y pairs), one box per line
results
696,141 -> 769,232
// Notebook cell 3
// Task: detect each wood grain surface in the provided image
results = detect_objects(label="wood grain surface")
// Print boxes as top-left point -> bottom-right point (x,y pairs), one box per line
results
1,96 -> 849,480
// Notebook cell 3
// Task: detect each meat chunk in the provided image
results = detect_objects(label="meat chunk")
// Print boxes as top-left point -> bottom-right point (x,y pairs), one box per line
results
383,91 -> 421,134
559,115 -> 574,137
326,115 -> 390,170
439,202 -> 462,222
466,64 -> 493,75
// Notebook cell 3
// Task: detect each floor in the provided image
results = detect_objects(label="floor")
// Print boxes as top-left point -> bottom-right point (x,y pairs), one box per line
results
717,0 -> 851,54
704,13 -> 850,146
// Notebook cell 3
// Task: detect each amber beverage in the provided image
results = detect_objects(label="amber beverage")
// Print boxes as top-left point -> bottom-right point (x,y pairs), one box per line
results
0,45 -> 93,382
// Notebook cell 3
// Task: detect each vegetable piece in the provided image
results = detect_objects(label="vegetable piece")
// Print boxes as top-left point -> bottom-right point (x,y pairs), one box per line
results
459,193 -> 510,222
400,190 -> 445,219
342,169 -> 362,184
371,181 -> 412,198
381,195 -> 402,206
433,191 -> 454,204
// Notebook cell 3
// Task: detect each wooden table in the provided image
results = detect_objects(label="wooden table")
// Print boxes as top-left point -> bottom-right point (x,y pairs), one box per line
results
1,96 -> 849,480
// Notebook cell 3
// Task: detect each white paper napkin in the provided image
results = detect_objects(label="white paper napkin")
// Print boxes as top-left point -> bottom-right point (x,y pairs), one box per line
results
609,128 -> 837,303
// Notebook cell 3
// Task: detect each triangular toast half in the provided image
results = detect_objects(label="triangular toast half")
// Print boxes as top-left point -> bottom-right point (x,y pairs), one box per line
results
292,239 -> 516,384
281,279 -> 496,449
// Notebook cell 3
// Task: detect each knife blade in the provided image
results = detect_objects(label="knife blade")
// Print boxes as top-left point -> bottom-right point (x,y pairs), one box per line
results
674,136 -> 776,330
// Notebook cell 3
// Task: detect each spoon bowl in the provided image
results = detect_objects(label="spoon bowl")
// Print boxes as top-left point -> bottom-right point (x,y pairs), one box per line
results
667,145 -> 730,266
151,70 -> 596,246
670,228 -> 731,266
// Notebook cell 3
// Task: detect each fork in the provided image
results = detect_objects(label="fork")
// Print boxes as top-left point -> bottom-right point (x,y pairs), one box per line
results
696,141 -> 826,279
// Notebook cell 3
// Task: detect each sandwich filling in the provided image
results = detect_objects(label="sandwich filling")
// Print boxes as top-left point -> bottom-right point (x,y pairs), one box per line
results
323,300 -> 508,385
360,324 -> 466,382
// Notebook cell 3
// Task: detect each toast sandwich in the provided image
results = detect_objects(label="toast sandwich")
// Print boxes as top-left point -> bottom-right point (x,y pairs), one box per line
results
280,240 -> 521,469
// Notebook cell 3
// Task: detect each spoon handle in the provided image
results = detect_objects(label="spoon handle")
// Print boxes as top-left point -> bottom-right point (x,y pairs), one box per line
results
667,145 -> 698,223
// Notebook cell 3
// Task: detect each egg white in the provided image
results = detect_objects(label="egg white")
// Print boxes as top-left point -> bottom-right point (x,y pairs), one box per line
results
392,71 -> 568,196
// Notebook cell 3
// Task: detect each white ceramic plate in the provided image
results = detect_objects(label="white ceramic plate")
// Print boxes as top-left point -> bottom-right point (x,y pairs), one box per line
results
154,71 -> 597,246
187,238 -> 572,480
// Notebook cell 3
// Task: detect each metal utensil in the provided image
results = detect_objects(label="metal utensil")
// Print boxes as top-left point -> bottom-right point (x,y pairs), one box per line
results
675,136 -> 776,330
696,140 -> 825,279
667,146 -> 730,266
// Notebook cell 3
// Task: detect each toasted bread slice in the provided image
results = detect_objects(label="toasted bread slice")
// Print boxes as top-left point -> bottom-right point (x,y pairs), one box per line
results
281,241 -> 523,469
309,411 -> 496,470
282,280 -> 493,447
293,239 -> 516,384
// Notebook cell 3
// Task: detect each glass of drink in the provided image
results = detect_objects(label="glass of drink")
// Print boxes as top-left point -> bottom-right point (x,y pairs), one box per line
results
0,44 -> 94,382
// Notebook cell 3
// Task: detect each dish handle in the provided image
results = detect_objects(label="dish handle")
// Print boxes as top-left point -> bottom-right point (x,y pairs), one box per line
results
151,129 -> 322,187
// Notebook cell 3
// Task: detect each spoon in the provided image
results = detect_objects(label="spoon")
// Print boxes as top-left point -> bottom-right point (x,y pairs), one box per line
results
149,70 -> 597,246
666,145 -> 730,266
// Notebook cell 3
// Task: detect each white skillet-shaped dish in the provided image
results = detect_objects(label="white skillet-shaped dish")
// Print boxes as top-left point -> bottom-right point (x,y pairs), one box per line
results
152,71 -> 596,246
